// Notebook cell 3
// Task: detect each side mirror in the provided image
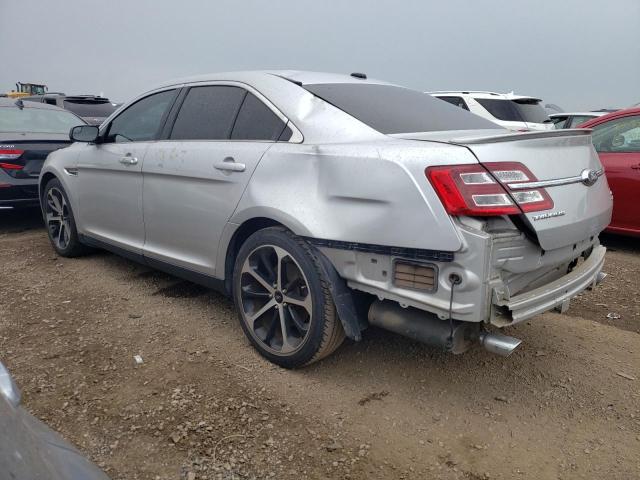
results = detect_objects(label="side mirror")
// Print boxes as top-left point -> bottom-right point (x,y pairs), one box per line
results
70,125 -> 99,143
0,361 -> 21,407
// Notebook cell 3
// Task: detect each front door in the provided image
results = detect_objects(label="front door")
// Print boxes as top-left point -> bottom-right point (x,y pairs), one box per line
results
76,89 -> 177,252
591,114 -> 640,233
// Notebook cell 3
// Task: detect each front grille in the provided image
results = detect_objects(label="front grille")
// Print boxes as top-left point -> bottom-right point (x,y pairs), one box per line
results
393,260 -> 437,292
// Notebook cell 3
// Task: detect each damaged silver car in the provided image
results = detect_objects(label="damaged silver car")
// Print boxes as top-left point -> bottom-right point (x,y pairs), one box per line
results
39,71 -> 612,368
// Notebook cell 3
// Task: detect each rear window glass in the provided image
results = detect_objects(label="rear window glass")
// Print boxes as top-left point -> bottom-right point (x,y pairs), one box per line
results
303,83 -> 496,134
476,98 -> 550,124
0,106 -> 84,133
63,100 -> 117,118
170,86 -> 246,140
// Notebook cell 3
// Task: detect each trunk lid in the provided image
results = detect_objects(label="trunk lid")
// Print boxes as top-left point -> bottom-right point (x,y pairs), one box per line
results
395,129 -> 613,250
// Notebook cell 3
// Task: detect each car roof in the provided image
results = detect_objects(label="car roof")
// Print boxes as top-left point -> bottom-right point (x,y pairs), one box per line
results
549,112 -> 607,118
579,106 -> 640,128
429,91 -> 541,101
152,70 -> 394,90
0,97 -> 68,111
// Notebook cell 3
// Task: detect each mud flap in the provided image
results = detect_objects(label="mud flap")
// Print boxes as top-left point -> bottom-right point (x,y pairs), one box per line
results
311,246 -> 363,341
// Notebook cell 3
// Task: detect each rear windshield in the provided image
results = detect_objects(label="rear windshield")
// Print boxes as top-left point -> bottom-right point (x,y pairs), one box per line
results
0,106 -> 84,133
476,98 -> 550,124
303,83 -> 496,134
63,100 -> 117,118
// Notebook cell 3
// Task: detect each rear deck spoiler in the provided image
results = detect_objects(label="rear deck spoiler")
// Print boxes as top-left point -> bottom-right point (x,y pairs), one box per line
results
451,128 -> 592,145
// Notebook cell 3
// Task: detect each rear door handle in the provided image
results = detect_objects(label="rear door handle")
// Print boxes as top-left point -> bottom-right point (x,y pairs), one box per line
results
119,156 -> 138,165
214,157 -> 245,172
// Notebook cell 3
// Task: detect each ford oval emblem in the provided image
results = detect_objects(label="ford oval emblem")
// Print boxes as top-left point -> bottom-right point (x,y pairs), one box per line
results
581,168 -> 599,187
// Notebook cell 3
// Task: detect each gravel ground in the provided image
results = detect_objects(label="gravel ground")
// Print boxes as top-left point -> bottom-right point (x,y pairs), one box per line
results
1,208 -> 639,480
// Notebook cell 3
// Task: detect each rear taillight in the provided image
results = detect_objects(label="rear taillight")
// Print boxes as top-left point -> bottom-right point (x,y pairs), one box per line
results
0,149 -> 24,160
426,162 -> 553,216
0,149 -> 24,170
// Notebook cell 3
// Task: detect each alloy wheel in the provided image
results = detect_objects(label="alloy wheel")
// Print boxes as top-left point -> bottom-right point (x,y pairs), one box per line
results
45,187 -> 71,250
240,245 -> 313,355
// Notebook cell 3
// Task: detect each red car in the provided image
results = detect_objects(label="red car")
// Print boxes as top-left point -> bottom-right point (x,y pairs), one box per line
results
580,107 -> 640,236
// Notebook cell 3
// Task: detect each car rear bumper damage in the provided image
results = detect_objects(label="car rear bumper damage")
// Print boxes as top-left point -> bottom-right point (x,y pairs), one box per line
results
319,220 -> 606,355
491,244 -> 606,326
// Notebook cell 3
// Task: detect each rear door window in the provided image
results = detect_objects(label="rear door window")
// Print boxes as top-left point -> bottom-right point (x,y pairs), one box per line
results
106,89 -> 177,143
231,92 -> 287,141
567,115 -> 593,128
592,115 -> 640,153
551,116 -> 568,128
170,86 -> 246,140
435,96 -> 469,111
476,98 -> 550,124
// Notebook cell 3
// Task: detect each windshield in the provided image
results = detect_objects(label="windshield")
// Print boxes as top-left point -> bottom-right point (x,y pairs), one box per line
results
303,83 -> 497,134
476,98 -> 550,124
63,100 -> 117,118
0,106 -> 85,133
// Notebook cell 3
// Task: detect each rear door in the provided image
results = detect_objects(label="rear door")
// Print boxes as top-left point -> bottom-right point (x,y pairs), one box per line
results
76,89 -> 177,252
591,114 -> 640,232
142,83 -> 290,276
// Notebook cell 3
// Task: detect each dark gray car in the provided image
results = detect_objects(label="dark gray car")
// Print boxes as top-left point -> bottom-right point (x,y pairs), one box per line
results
23,94 -> 119,126
0,361 -> 109,480
0,98 -> 85,209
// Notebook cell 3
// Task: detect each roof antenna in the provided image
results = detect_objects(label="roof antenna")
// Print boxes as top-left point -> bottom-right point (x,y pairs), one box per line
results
350,72 -> 367,79
15,99 -> 24,110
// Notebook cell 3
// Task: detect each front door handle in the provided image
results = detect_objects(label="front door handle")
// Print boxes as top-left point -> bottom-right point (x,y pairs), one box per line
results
214,157 -> 245,173
119,156 -> 138,165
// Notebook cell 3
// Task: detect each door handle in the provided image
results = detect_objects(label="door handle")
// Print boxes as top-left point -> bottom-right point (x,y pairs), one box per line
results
214,157 -> 246,172
631,164 -> 640,170
119,156 -> 138,165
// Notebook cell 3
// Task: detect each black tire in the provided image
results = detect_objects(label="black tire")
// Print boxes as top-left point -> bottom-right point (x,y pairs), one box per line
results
233,227 -> 345,368
42,178 -> 91,257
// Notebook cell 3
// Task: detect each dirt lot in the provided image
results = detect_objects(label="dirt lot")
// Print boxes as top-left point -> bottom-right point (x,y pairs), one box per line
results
1,208 -> 639,480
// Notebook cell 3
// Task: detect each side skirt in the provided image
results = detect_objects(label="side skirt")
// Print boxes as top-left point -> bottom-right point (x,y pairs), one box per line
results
78,234 -> 228,295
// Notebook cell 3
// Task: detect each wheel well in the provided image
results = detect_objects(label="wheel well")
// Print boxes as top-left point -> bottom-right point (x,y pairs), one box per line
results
39,172 -> 57,200
224,217 -> 283,295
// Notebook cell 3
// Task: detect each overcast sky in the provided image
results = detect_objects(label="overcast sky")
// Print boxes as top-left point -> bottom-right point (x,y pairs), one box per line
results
1,0 -> 638,111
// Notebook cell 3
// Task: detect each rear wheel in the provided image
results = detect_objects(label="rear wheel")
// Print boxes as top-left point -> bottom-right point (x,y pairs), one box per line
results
233,227 -> 345,368
43,178 -> 90,257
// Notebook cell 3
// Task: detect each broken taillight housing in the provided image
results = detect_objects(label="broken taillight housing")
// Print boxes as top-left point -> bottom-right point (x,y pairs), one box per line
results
426,162 -> 553,216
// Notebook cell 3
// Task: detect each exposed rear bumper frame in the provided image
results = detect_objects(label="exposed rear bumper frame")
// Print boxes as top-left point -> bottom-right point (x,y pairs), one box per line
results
491,244 -> 606,326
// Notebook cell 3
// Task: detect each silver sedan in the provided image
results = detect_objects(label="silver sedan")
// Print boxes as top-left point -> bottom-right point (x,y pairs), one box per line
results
39,71 -> 612,367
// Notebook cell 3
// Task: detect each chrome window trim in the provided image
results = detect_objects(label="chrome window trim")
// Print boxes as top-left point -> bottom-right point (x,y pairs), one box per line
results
181,80 -> 304,143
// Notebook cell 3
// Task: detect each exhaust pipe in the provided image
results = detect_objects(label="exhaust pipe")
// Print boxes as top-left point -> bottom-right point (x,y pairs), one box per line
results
478,331 -> 522,357
367,300 -> 522,356
368,300 -> 477,354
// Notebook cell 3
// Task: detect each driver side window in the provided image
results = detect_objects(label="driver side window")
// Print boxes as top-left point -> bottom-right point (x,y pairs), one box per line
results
592,115 -> 640,153
105,89 -> 177,143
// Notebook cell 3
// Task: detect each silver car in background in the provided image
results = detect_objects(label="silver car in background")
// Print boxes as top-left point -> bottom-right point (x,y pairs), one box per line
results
0,361 -> 109,479
39,71 -> 612,368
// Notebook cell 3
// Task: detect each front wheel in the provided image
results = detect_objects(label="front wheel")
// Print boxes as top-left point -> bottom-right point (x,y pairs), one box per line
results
233,227 -> 345,368
42,178 -> 90,257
